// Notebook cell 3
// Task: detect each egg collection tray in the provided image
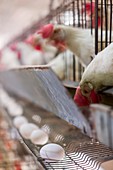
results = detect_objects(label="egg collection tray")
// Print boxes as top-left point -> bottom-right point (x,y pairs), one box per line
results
0,108 -> 40,170
0,67 -> 113,169
5,97 -> 113,170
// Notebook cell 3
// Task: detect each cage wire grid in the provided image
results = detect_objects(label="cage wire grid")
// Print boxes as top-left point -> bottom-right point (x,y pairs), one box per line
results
95,0 -> 113,54
49,0 -> 113,82
1,92 -> 112,170
49,0 -> 92,82
16,102 -> 113,170
5,0 -> 113,82
0,67 -> 113,169
0,1 -> 113,169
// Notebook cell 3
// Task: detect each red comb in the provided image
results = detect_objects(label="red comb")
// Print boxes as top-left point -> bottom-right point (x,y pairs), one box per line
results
34,45 -> 42,51
82,2 -> 95,14
37,24 -> 54,39
74,86 -> 101,107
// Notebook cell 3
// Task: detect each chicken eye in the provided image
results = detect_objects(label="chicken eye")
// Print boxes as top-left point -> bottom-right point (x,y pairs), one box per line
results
54,30 -> 58,34
82,87 -> 91,96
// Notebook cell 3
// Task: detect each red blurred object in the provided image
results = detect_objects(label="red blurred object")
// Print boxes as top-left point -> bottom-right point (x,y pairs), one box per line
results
37,24 -> 54,38
25,36 -> 42,51
10,44 -> 21,60
4,140 -> 14,150
14,161 -> 22,170
34,44 -> 42,51
82,2 -> 101,28
25,35 -> 34,45
82,2 -> 95,15
36,24 -> 67,52
74,86 -> 101,107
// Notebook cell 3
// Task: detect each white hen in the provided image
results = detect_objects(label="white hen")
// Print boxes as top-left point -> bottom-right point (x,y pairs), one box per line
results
48,50 -> 73,80
47,25 -> 95,67
32,34 -> 59,63
0,47 -> 21,69
15,42 -> 45,65
39,24 -> 113,68
80,42 -> 113,96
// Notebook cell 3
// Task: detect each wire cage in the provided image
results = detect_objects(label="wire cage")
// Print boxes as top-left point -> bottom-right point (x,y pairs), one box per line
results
48,0 -> 95,82
6,0 -> 95,82
95,0 -> 113,54
5,0 -> 113,82
48,0 -> 113,82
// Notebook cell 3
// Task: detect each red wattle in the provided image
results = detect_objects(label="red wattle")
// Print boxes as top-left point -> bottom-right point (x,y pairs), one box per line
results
74,86 -> 101,107
25,36 -> 43,51
52,40 -> 67,52
34,45 -> 42,51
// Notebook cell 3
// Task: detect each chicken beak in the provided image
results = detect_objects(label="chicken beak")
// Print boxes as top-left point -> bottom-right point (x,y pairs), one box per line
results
37,24 -> 54,39
74,86 -> 91,107
74,84 -> 101,107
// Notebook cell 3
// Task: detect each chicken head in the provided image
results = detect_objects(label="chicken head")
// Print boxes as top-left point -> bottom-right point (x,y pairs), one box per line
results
74,43 -> 113,107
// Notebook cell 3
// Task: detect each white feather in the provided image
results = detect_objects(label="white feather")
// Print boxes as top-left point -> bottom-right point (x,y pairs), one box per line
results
80,43 -> 113,91
16,42 -> 45,65
0,47 -> 20,68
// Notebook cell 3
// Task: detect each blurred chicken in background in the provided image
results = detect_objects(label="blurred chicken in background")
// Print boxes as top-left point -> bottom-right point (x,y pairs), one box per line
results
82,0 -> 112,31
27,33 -> 61,63
81,1 -> 101,28
0,47 -> 21,69
28,31 -> 74,80
48,50 -> 74,80
10,41 -> 44,65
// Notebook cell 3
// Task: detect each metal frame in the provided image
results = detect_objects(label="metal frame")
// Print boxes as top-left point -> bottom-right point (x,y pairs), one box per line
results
5,0 -> 113,82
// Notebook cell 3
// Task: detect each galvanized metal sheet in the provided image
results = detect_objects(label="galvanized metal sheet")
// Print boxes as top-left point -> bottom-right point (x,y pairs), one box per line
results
0,66 -> 91,135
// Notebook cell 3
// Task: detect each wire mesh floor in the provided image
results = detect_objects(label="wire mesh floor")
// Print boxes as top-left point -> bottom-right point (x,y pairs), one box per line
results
6,96 -> 113,170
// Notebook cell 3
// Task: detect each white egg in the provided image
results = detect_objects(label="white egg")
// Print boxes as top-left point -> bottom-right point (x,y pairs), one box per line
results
14,104 -> 23,116
13,116 -> 28,129
40,143 -> 65,162
7,101 -> 23,116
19,123 -> 39,139
30,129 -> 49,145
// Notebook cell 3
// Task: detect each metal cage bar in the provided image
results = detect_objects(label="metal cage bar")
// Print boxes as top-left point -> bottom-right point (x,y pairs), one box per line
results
5,0 -> 113,82
95,0 -> 113,54
49,0 -> 95,82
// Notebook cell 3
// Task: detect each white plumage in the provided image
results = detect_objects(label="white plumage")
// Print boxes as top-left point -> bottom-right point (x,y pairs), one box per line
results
47,50 -> 74,80
15,42 -> 45,65
0,47 -> 21,68
32,34 -> 59,63
80,43 -> 113,94
48,25 -> 95,67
